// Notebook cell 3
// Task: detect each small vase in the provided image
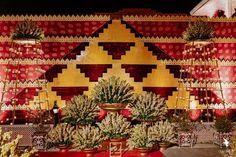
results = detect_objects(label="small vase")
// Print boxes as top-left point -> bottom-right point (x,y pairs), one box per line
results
136,147 -> 152,156
159,143 -> 170,152
57,144 -> 70,152
83,148 -> 97,157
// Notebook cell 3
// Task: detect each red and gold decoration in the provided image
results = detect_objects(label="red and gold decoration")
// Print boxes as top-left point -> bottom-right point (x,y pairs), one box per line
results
0,15 -> 234,124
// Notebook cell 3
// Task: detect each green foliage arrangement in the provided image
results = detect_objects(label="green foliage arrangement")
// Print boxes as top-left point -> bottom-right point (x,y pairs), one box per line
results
183,20 -> 214,41
62,95 -> 98,126
0,127 -> 37,157
127,124 -> 155,149
73,125 -> 105,150
47,123 -> 75,147
11,19 -> 44,40
97,112 -> 131,139
177,119 -> 194,132
152,121 -> 177,144
129,92 -> 168,121
214,117 -> 233,133
91,76 -> 134,104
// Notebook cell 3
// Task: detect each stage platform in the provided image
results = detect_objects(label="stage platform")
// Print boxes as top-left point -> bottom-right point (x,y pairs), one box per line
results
163,144 -> 223,157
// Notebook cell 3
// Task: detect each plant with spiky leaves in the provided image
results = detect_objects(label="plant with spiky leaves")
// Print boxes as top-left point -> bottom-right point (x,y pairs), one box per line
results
183,20 -> 214,41
0,127 -> 37,157
129,92 -> 168,121
97,112 -> 131,139
92,76 -> 134,104
214,117 -> 233,133
11,19 -> 44,40
152,121 -> 177,144
177,119 -> 195,132
62,95 -> 98,126
47,123 -> 75,147
73,125 -> 106,150
127,124 -> 156,149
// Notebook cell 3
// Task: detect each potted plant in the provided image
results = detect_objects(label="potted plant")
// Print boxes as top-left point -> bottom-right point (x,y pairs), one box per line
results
152,120 -> 177,152
97,112 -> 131,141
73,125 -> 106,156
177,119 -> 197,147
183,20 -> 214,43
127,124 -> 156,156
92,76 -> 134,112
0,127 -> 37,157
213,116 -> 234,147
47,123 -> 75,152
11,19 -> 44,45
129,91 -> 168,124
62,94 -> 98,127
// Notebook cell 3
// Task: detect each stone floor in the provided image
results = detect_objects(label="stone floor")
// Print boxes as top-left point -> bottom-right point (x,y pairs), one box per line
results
163,144 -> 224,157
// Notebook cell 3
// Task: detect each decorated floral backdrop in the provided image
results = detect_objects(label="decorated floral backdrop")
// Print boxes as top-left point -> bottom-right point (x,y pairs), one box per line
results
0,15 -> 235,123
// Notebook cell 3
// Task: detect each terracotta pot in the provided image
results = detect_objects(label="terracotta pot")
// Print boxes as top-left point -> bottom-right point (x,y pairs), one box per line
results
136,147 -> 152,156
83,148 -> 97,157
159,143 -> 170,152
57,144 -> 70,152
98,103 -> 127,112
109,137 -> 126,142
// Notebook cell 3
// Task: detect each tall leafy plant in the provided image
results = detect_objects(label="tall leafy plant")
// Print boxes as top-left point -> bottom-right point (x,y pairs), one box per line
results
92,76 -> 134,104
129,92 -> 168,121
183,20 -> 214,41
63,95 -> 98,126
11,19 -> 44,40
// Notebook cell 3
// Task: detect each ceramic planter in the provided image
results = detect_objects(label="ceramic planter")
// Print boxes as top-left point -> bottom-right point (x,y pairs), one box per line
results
136,147 -> 152,156
213,132 -> 232,148
98,103 -> 127,112
178,132 -> 197,147
83,148 -> 98,157
57,144 -> 71,152
159,143 -> 170,152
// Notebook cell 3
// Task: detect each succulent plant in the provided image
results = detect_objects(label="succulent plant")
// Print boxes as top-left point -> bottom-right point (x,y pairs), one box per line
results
62,95 -> 98,126
151,121 -> 177,144
73,125 -> 106,150
92,76 -> 134,104
47,123 -> 75,146
129,92 -> 168,121
11,19 -> 44,40
183,20 -> 214,42
127,124 -> 156,149
97,112 -> 131,139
